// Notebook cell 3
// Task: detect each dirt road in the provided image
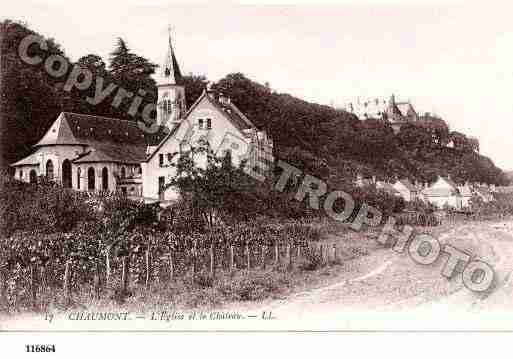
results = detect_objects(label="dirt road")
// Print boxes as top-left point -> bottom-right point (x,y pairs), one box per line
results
246,220 -> 513,330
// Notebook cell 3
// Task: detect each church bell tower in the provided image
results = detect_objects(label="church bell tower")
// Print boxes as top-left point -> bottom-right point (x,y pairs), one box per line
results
156,28 -> 186,128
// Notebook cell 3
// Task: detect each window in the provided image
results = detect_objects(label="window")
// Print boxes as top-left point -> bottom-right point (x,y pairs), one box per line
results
121,187 -> 127,195
46,160 -> 54,180
88,167 -> 95,190
102,167 -> 109,191
20,170 -> 23,179
166,99 -> 173,114
158,176 -> 165,201
29,170 -> 37,184
167,153 -> 172,162
206,118 -> 212,130
198,118 -> 204,129
77,167 -> 81,189
159,154 -> 164,167
121,167 -> 126,179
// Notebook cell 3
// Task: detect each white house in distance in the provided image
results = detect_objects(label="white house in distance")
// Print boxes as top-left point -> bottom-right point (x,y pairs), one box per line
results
422,176 -> 463,209
11,32 -> 273,203
392,179 -> 420,202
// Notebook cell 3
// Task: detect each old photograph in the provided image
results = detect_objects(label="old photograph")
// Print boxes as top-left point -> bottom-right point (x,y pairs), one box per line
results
2,2 -> 513,346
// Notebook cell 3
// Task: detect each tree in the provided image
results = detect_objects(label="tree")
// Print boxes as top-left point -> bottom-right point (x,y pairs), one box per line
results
108,38 -> 158,121
165,140 -> 265,229
181,74 -> 209,109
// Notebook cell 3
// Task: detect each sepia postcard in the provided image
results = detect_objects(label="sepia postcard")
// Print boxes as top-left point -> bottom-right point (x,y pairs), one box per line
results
2,0 -> 513,355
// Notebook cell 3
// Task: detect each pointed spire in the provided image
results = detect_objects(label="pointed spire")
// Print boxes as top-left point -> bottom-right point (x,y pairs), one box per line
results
160,26 -> 182,85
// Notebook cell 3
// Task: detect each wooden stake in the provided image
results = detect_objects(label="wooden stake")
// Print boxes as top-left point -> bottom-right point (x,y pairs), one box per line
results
246,243 -> 250,270
261,245 -> 266,270
192,240 -> 198,275
229,245 -> 234,272
93,262 -> 101,300
319,244 -> 325,266
121,256 -> 128,296
169,251 -> 174,280
30,264 -> 37,310
145,248 -> 151,290
274,242 -> 279,265
105,250 -> 111,287
63,261 -> 71,304
0,266 -> 5,305
210,242 -> 215,278
287,244 -> 292,271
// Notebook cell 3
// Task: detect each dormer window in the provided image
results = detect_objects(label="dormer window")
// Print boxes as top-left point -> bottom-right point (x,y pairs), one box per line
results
198,118 -> 204,129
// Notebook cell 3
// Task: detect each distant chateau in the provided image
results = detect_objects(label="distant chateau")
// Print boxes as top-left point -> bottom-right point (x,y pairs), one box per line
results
345,94 -> 420,133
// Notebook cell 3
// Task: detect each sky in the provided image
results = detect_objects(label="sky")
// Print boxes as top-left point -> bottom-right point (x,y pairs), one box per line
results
4,1 -> 513,170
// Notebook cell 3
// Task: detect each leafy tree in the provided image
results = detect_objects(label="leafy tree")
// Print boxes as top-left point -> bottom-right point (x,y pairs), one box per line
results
181,74 -> 209,109
108,37 -> 158,121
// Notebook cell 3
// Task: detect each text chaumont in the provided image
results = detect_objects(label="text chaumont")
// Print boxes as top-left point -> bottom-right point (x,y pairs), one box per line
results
68,312 -> 130,321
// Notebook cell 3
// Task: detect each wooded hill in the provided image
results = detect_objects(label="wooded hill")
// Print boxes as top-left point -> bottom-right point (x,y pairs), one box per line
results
1,20 -> 509,187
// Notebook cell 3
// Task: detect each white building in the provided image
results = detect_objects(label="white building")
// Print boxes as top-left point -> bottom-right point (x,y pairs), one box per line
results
11,32 -> 273,203
422,177 -> 462,209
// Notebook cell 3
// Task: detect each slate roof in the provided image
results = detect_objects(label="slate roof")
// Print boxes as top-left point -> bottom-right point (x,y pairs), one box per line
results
184,90 -> 255,132
11,151 -> 40,166
13,112 -> 169,166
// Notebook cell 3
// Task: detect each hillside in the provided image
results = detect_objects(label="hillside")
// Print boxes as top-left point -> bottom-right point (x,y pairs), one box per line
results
1,20 -> 509,187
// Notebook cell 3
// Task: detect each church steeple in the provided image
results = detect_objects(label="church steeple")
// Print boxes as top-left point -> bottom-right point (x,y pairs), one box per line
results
159,27 -> 182,85
156,27 -> 186,128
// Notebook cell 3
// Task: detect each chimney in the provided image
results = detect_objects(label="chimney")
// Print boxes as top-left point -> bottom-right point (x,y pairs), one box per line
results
218,92 -> 231,106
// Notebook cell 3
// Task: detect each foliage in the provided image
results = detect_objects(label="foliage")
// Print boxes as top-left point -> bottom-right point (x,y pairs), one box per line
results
0,174 -> 94,236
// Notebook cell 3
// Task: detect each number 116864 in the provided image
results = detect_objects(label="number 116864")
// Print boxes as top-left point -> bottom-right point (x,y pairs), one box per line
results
25,345 -> 56,353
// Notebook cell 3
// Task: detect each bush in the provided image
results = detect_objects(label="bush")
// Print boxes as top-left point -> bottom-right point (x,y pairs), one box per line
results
0,175 -> 94,236
219,272 -> 290,301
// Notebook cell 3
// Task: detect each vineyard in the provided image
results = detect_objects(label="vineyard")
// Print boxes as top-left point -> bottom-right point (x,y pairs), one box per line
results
0,219 -> 337,313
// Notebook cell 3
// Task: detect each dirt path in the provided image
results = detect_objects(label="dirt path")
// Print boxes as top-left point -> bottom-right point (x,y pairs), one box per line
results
242,220 -> 513,330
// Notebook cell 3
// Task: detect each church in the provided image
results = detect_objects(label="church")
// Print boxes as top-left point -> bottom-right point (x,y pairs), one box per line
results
11,33 -> 273,203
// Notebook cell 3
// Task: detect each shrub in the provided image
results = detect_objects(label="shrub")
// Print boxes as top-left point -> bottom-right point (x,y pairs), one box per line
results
0,175 -> 94,236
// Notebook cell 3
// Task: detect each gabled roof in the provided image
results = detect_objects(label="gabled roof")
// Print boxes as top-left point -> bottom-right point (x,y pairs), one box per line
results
441,176 -> 459,189
145,90 -> 257,162
396,102 -> 417,119
185,90 -> 256,132
12,112 -> 170,166
397,178 -> 417,192
72,141 -> 149,164
35,112 -> 168,148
